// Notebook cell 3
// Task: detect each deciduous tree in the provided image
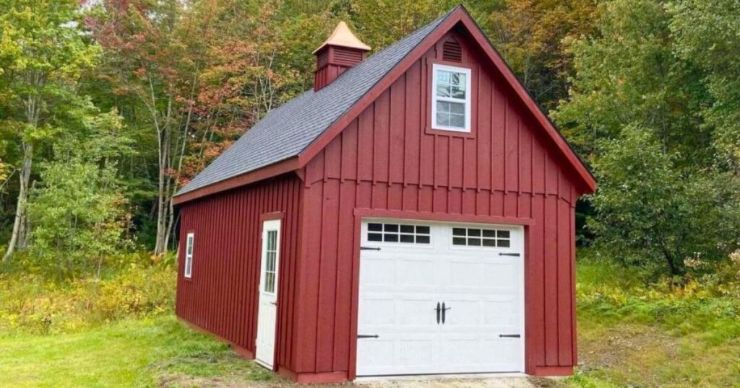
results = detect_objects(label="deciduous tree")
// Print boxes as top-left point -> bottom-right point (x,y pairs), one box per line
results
0,0 -> 99,261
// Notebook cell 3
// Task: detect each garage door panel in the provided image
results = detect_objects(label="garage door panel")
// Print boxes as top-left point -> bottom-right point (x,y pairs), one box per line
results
398,298 -> 438,325
482,299 -> 520,327
399,259 -> 437,288
359,296 -> 396,325
361,258 -> 395,286
358,220 -> 524,376
446,259 -> 484,289
482,262 -> 519,290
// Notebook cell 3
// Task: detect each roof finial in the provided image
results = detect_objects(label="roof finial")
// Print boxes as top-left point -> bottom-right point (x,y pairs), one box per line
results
313,21 -> 371,54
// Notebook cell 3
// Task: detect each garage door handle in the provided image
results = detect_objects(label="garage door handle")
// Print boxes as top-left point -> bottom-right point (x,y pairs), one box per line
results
499,252 -> 520,257
441,302 -> 451,324
358,334 -> 379,339
435,302 -> 441,324
360,246 -> 381,251
499,334 -> 521,338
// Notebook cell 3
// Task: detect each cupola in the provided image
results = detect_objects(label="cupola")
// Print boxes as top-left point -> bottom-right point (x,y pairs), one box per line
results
313,21 -> 371,91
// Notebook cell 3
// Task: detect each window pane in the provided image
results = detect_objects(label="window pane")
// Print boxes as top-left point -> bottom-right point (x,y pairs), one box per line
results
267,231 -> 277,250
400,234 -> 415,243
453,237 -> 466,245
265,273 -> 274,293
483,239 -> 496,247
416,235 -> 430,244
497,239 -> 510,248
384,234 -> 398,242
437,111 -> 450,126
400,225 -> 415,233
451,84 -> 466,99
482,229 -> 496,238
497,230 -> 510,238
450,113 -> 465,128
450,102 -> 465,114
468,238 -> 481,246
268,252 -> 275,271
436,83 -> 450,97
437,70 -> 451,84
468,229 -> 481,237
452,228 -> 466,236
384,224 -> 398,232
368,233 -> 382,241
368,223 -> 383,231
416,226 -> 430,234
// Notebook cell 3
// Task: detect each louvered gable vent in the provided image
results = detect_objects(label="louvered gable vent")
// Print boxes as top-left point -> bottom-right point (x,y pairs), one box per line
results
443,40 -> 462,62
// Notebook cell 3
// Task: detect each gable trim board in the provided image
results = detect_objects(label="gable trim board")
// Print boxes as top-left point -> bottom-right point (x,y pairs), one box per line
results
173,6 -> 595,206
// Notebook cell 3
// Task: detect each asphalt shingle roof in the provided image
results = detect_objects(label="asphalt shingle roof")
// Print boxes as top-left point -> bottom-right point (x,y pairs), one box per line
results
176,11 -> 452,196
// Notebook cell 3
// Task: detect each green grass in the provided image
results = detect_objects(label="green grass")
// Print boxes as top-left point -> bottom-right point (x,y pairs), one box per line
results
565,258 -> 740,387
0,316 -> 275,387
1,254 -> 737,387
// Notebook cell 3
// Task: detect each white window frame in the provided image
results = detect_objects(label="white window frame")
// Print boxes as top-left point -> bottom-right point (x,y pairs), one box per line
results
431,63 -> 472,132
184,232 -> 194,279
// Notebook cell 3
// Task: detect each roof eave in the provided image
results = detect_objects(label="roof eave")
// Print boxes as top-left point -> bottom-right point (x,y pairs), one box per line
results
173,156 -> 301,205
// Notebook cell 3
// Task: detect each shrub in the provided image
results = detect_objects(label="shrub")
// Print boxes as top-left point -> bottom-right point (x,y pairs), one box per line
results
0,255 -> 175,335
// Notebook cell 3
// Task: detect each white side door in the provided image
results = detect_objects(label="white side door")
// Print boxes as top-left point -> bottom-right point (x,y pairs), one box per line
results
255,219 -> 281,367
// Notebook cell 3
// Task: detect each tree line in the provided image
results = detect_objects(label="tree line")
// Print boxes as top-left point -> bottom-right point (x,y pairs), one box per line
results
0,0 -> 737,278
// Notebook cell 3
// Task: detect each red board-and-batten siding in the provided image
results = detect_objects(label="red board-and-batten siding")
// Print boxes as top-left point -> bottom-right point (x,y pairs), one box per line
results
176,175 -> 303,370
296,31 -> 581,378
176,27 -> 586,383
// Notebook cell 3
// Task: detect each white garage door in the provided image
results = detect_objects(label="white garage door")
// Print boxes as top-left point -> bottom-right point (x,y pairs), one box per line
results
356,219 -> 525,377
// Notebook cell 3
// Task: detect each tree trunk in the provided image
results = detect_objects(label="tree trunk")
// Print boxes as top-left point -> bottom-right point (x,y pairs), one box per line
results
662,247 -> 683,277
3,143 -> 32,262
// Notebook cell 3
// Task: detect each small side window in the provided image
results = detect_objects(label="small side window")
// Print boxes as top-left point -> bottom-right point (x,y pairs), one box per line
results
184,232 -> 194,278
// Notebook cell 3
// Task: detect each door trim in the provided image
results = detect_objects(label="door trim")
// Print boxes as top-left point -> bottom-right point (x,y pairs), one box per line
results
256,217 -> 282,369
349,209 -> 530,380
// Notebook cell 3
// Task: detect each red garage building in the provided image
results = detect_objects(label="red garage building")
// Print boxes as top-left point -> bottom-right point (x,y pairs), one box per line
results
174,6 -> 596,384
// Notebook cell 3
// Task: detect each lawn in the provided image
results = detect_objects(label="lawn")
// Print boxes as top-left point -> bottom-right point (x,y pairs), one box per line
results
0,257 -> 737,387
0,316 -> 276,387
565,259 -> 740,387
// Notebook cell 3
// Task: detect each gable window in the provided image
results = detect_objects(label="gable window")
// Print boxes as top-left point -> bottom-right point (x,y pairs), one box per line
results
432,64 -> 471,132
184,232 -> 194,278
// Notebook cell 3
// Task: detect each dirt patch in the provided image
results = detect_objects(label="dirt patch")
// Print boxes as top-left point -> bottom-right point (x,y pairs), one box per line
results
578,324 -> 678,373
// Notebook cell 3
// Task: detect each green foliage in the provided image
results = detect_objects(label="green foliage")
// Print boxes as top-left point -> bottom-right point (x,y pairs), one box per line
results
588,125 -> 737,276
555,0 -> 740,277
29,160 -> 131,276
0,255 -> 175,335
577,251 -> 740,342
668,0 -> 740,170
28,106 -> 134,277
554,0 -> 711,164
